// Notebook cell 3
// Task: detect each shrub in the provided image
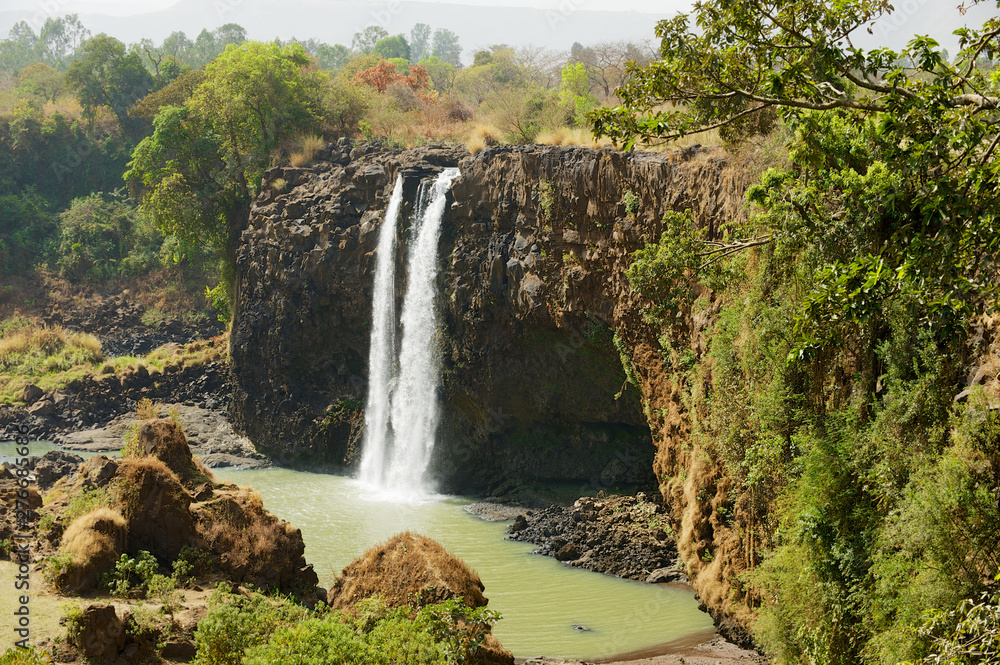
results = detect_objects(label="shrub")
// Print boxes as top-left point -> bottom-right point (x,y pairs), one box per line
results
193,583 -> 309,665
136,397 -> 158,419
103,550 -> 159,597
61,486 -> 111,529
0,646 -> 52,664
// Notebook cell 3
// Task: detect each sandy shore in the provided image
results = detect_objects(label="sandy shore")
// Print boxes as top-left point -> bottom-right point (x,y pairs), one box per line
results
517,632 -> 765,665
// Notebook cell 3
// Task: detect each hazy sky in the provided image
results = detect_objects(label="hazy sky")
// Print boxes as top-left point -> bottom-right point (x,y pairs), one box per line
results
0,0 -> 689,13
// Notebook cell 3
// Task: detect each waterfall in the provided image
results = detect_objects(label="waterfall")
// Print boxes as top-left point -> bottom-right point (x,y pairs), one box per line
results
358,175 -> 404,484
359,167 -> 460,496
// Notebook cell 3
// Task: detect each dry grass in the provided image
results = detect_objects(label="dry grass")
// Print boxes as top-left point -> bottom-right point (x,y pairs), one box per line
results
0,317 -> 104,403
0,561 -> 74,650
54,507 -> 128,593
466,123 -> 505,153
536,126 -> 612,149
328,531 -> 487,610
288,134 -> 326,167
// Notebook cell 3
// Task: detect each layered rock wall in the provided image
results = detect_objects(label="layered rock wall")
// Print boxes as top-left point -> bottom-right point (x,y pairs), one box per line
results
230,140 -> 753,633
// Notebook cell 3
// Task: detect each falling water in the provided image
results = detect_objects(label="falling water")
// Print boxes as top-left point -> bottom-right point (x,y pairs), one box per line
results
360,168 -> 460,496
358,175 -> 404,484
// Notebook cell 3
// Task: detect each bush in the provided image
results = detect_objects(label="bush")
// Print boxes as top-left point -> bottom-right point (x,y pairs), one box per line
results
0,647 -> 51,664
56,193 -> 162,283
193,583 -> 309,665
103,550 -> 159,597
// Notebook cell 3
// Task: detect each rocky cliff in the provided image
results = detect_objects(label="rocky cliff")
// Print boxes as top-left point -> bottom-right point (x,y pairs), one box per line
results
230,139 -> 753,636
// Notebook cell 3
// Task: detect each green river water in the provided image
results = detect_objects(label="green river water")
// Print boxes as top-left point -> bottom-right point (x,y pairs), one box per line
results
4,442 -> 715,659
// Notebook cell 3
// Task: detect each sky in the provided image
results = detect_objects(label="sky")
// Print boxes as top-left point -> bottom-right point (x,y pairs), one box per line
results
0,0 -> 691,13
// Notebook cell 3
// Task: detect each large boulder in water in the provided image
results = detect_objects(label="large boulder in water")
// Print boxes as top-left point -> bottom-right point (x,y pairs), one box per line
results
327,531 -> 513,665
327,531 -> 487,609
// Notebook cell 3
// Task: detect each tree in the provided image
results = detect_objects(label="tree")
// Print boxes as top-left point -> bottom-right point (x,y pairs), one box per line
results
431,28 -> 461,67
0,21 -> 39,74
352,26 -> 389,55
15,63 -> 64,103
570,40 -> 654,102
590,1 -> 999,148
372,34 -> 410,61
125,42 -> 325,272
593,1 -> 1000,662
36,15 -> 90,70
314,43 -> 350,72
65,34 -> 153,131
409,23 -> 431,63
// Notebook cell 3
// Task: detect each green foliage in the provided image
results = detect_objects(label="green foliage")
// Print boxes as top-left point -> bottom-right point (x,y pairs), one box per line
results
604,3 -> 1000,662
61,486 -> 111,529
0,191 -> 57,276
103,550 -> 159,597
0,647 -> 52,664
912,585 -> 1000,665
625,211 -> 710,325
373,35 -> 410,61
193,583 -> 309,665
56,193 -> 162,282
558,62 -> 598,126
194,587 -> 501,665
126,41 -> 327,296
66,34 -> 153,131
414,597 -> 502,664
42,550 -> 74,590
204,282 -> 232,325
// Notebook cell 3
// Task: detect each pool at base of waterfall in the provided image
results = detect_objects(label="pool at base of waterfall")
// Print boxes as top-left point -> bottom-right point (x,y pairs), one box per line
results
213,466 -> 715,660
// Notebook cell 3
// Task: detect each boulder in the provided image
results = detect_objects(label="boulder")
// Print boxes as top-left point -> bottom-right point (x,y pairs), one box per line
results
79,455 -> 118,488
192,486 -> 318,594
113,457 -> 195,561
67,604 -> 160,663
136,418 -> 214,488
21,383 -> 43,404
27,398 -> 55,416
69,604 -> 126,661
327,532 -> 512,665
328,531 -> 487,610
33,450 -> 83,489
55,508 -> 127,593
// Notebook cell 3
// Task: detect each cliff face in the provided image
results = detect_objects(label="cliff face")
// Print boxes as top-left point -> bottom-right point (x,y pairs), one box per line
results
230,140 -> 752,634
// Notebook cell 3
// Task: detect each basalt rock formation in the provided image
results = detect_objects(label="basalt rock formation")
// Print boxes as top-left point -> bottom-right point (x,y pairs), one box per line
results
233,141 -> 740,492
230,140 -> 754,638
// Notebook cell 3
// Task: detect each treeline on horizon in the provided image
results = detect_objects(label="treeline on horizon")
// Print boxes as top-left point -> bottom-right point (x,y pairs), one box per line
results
0,13 -> 649,308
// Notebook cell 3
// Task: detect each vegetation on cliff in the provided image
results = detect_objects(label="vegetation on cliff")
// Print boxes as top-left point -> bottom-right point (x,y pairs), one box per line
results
597,0 -> 1000,662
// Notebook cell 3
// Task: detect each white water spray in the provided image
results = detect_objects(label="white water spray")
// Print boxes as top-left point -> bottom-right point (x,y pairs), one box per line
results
358,175 -> 404,484
359,168 -> 460,496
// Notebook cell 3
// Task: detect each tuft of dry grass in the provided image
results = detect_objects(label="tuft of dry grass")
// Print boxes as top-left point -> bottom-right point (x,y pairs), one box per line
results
288,134 -> 327,167
52,507 -> 127,593
0,317 -> 104,403
536,127 -> 612,149
465,123 -> 504,154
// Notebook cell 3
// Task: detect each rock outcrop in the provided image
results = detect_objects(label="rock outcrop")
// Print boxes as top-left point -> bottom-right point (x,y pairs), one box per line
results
327,531 -> 513,665
507,493 -> 686,583
230,140 -> 755,639
231,142 -> 743,496
42,418 -> 318,596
